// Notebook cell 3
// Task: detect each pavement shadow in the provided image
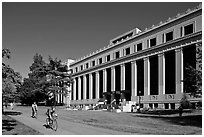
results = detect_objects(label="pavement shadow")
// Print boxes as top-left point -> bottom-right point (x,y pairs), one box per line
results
135,114 -> 202,128
3,111 -> 22,116
2,118 -> 17,132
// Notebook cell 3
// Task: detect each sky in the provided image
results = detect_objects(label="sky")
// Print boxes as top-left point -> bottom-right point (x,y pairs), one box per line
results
2,2 -> 201,78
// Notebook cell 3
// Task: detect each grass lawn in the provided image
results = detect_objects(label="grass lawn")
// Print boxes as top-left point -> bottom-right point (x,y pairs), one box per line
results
59,109 -> 202,135
2,114 -> 41,135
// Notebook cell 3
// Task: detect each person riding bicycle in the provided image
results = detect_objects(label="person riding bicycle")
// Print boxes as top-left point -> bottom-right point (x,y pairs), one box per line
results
46,106 -> 55,125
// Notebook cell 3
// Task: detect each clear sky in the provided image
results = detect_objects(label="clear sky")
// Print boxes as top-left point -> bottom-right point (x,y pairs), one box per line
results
2,2 -> 200,78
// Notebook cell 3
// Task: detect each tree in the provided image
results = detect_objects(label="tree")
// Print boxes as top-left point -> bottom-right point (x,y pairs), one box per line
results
2,48 -> 22,111
18,54 -> 73,106
183,43 -> 202,97
18,53 -> 48,105
44,56 -> 73,106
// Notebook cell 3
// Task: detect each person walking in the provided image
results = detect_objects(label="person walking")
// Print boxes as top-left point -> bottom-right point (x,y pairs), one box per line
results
31,102 -> 38,118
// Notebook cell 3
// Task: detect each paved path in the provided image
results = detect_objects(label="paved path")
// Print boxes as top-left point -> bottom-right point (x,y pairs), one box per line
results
6,107 -> 130,135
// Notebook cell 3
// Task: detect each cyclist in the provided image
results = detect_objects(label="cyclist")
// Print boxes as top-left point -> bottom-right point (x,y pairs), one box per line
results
46,106 -> 56,125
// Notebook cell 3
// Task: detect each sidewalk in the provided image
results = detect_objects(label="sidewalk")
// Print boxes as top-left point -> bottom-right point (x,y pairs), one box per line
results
6,108 -> 130,135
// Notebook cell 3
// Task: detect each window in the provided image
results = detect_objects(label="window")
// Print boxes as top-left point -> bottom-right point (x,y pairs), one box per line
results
180,27 -> 183,37
80,65 -> 83,70
86,63 -> 89,69
137,43 -> 142,51
99,58 -> 102,64
106,55 -> 110,62
150,37 -> 156,47
154,103 -> 158,108
75,67 -> 78,72
125,47 -> 130,55
115,51 -> 120,59
162,34 -> 164,43
184,23 -> 194,36
164,103 -> 169,109
92,60 -> 95,67
170,103 -> 175,109
166,31 -> 173,42
149,103 -> 153,109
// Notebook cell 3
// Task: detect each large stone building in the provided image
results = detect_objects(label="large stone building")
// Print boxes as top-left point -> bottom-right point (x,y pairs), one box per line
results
68,5 -> 202,110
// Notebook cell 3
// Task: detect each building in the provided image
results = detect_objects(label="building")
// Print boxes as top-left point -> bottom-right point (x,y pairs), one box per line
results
69,5 -> 202,110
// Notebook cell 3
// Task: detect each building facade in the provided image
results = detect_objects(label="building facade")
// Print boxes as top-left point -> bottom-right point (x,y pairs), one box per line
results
69,5 -> 202,110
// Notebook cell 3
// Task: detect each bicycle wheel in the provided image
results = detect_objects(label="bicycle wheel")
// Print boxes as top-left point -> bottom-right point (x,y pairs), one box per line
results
52,120 -> 58,131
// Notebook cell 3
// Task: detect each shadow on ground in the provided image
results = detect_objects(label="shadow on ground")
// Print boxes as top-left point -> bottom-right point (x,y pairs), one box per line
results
2,110 -> 22,133
2,116 -> 17,132
3,111 -> 22,116
135,114 -> 202,128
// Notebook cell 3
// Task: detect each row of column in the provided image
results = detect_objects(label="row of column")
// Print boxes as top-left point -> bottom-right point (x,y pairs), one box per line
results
72,48 -> 183,101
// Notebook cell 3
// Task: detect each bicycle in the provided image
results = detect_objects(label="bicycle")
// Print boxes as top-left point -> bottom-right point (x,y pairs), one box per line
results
46,113 -> 58,131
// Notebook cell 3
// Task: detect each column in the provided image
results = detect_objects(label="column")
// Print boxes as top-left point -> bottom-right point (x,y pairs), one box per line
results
175,48 -> 183,95
131,61 -> 137,98
95,71 -> 100,99
89,73 -> 93,99
83,75 -> 87,100
158,53 -> 165,95
103,69 -> 107,92
111,66 -> 115,91
120,64 -> 125,90
73,78 -> 76,100
78,76 -> 81,100
144,57 -> 150,97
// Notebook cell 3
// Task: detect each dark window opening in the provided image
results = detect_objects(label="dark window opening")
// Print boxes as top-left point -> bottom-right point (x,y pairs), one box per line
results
75,67 -> 78,72
165,51 -> 175,94
86,74 -> 89,99
80,65 -> 83,71
154,103 -> 158,108
137,59 -> 144,96
99,70 -> 103,98
170,103 -> 175,109
125,47 -> 130,55
162,34 -> 164,43
164,103 -> 169,109
76,77 -> 78,100
99,58 -> 102,64
137,43 -> 142,51
106,55 -> 110,62
184,24 -> 194,36
86,63 -> 88,69
149,103 -> 153,109
92,61 -> 95,67
150,55 -> 158,95
92,73 -> 96,99
150,38 -> 156,47
180,27 -> 183,37
80,76 -> 83,100
166,31 -> 173,42
115,51 -> 120,59
125,62 -> 131,101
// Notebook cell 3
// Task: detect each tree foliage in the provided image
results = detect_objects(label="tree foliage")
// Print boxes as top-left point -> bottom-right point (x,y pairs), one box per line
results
183,43 -> 202,97
19,54 -> 72,106
2,49 -> 22,105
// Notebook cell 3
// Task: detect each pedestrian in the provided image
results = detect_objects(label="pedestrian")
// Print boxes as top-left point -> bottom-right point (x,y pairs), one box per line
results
33,102 -> 38,118
31,102 -> 37,118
